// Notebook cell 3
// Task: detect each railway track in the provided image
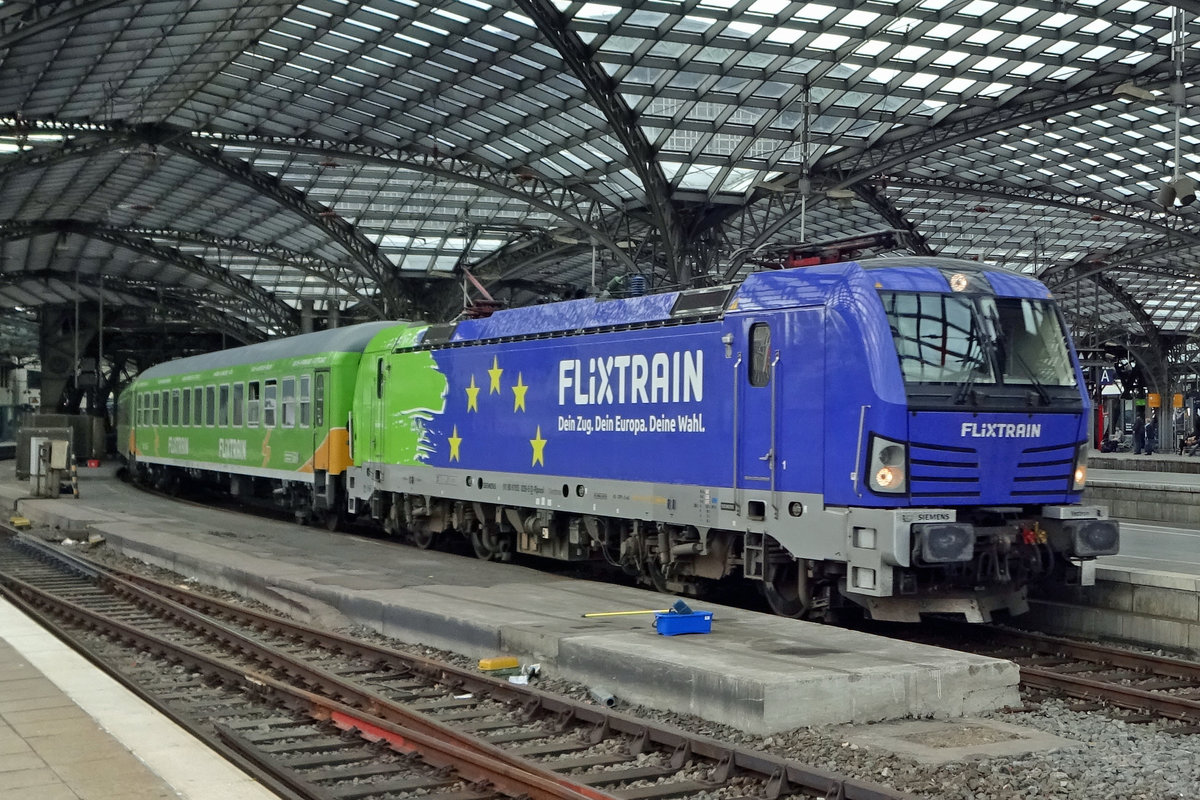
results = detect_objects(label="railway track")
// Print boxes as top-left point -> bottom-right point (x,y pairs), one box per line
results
0,531 -> 915,800
915,625 -> 1200,731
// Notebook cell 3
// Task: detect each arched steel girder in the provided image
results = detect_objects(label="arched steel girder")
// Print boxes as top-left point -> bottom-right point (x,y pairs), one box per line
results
864,178 -> 1181,237
0,1 -> 127,49
0,120 -> 403,314
878,179 -> 1200,290
0,220 -> 299,334
852,184 -> 936,257
0,270 -> 267,345
201,131 -> 641,274
141,125 -> 406,315
1040,230 -> 1200,286
0,119 -> 642,277
1048,263 -> 1167,375
820,68 -> 1197,190
119,226 -> 381,314
514,0 -> 686,286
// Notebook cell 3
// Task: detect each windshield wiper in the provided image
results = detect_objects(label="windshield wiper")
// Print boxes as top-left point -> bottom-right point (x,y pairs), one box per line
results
1009,347 -> 1052,406
953,316 -> 993,406
982,305 -> 1051,407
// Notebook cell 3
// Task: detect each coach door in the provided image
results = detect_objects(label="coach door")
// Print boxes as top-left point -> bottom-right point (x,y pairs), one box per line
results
312,369 -> 329,471
737,317 -> 778,517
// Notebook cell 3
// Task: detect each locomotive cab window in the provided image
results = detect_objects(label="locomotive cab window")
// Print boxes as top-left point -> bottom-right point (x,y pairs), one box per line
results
880,290 -> 1079,408
281,377 -> 296,428
264,379 -> 277,428
233,383 -> 244,427
247,381 -> 260,427
749,323 -> 772,387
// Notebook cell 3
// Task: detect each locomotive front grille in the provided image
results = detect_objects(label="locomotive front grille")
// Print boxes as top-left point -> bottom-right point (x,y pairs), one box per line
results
908,441 -> 980,499
1010,442 -> 1076,496
906,438 -> 1076,501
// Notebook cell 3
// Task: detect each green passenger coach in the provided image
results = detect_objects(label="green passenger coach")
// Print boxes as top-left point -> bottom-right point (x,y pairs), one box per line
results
117,321 -> 402,525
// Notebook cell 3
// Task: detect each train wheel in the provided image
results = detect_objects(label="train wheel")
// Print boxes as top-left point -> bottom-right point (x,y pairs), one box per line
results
471,526 -> 515,562
470,527 -> 497,561
411,525 -> 436,549
762,558 -> 811,618
644,555 -> 671,593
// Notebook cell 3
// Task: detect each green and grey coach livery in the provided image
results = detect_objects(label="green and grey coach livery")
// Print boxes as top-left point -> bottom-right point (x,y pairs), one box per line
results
117,321 -> 402,523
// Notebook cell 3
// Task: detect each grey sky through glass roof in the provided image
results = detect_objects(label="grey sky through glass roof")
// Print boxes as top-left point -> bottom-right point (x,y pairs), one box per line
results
0,0 -> 1198,382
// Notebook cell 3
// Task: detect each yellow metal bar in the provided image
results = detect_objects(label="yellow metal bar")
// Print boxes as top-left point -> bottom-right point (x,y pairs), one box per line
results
581,609 -> 668,618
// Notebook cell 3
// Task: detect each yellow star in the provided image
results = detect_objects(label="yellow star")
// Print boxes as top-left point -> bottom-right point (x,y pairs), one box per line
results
512,373 -> 528,412
530,426 -> 547,467
488,356 -> 503,394
448,425 -> 462,462
465,375 -> 480,412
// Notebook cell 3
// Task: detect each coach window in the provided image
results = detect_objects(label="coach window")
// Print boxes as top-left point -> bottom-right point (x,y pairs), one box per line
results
137,394 -> 145,426
171,389 -> 181,426
264,379 -> 277,428
247,381 -> 260,427
205,385 -> 216,427
192,386 -> 203,426
218,384 -> 230,427
233,383 -> 244,427
181,387 -> 191,427
299,375 -> 311,427
749,323 -> 772,387
281,377 -> 296,428
160,390 -> 169,424
151,392 -> 160,426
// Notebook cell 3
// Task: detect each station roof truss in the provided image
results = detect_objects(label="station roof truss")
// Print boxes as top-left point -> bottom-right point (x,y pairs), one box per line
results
0,0 -> 1199,373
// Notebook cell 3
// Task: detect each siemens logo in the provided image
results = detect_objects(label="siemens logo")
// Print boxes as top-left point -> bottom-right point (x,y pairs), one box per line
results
558,351 -> 703,406
961,422 -> 1043,438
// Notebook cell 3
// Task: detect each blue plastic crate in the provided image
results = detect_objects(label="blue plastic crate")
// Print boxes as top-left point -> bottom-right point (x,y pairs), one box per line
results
653,610 -> 713,636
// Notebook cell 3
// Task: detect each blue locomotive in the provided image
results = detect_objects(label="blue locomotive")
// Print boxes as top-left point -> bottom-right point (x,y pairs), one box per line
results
120,256 -> 1118,622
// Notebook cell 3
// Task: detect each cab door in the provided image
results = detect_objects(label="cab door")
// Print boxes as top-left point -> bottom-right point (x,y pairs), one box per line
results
737,317 -> 777,504
371,355 -> 387,461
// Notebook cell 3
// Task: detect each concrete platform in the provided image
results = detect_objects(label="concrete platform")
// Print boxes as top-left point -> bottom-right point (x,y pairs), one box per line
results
0,596 -> 276,800
1019,455 -> 1200,653
1086,463 -> 1200,526
0,464 -> 1019,734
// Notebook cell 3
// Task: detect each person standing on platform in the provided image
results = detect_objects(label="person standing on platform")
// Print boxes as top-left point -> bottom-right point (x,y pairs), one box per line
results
1144,412 -> 1158,455
1132,413 -> 1146,456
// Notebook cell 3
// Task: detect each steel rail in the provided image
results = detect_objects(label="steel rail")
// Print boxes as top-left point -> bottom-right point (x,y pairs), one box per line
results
923,623 -> 1200,725
1020,665 -> 1200,723
0,559 -> 614,800
7,533 -> 918,800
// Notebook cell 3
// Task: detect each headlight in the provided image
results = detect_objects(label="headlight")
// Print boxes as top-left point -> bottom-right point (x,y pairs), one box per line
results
1072,443 -> 1088,491
867,435 -> 907,494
